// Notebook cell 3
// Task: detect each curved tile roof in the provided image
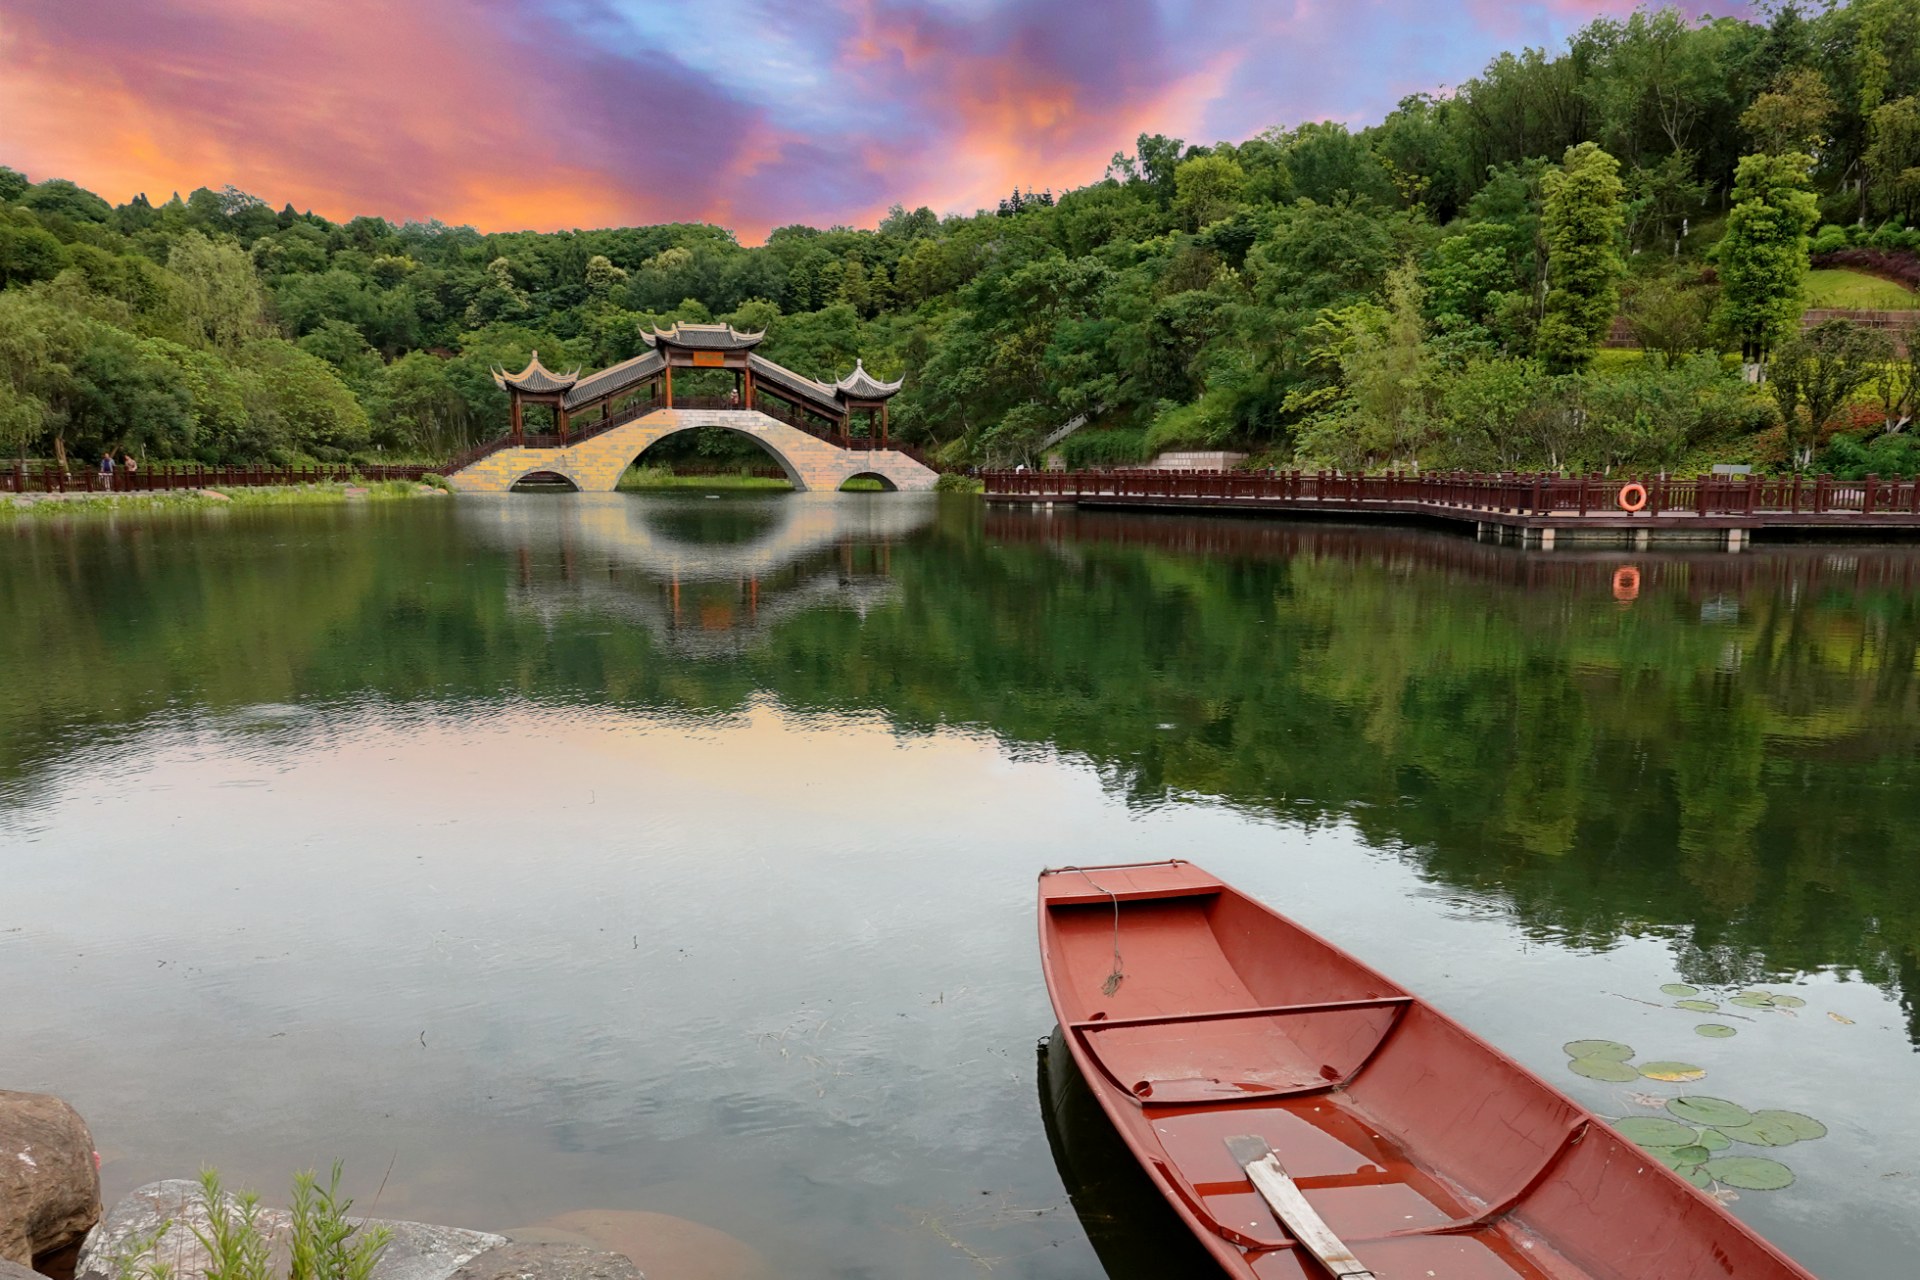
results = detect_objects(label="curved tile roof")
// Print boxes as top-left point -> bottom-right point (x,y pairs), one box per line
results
747,354 -> 843,417
563,350 -> 665,410
833,359 -> 904,400
493,351 -> 579,395
643,322 -> 766,351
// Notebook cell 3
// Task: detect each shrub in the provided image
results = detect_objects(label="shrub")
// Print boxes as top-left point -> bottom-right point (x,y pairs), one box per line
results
933,472 -> 983,493
1819,431 -> 1920,479
1060,427 -> 1150,468
1811,224 -> 1851,256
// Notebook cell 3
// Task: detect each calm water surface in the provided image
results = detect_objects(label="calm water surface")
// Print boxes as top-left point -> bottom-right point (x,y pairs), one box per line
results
4,494 -> 1919,1279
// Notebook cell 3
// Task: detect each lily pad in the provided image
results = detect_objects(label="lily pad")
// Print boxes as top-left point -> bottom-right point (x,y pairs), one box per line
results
1682,1165 -> 1713,1189
1661,1143 -> 1714,1167
1675,999 -> 1719,1013
1696,1128 -> 1732,1152
1723,1110 -> 1826,1146
1668,1096 -> 1754,1128
1695,1024 -> 1738,1038
1639,1061 -> 1707,1082
1702,1156 -> 1795,1191
1563,1039 -> 1634,1062
1613,1116 -> 1699,1147
1571,1056 -> 1641,1082
1730,994 -> 1775,1008
1660,983 -> 1701,998
1751,1110 -> 1825,1141
1770,994 -> 1807,1009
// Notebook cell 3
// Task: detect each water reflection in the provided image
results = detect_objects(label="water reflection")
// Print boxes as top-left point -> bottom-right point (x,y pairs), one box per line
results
460,495 -> 934,658
5,496 -> 1920,1276
1036,1028 -> 1216,1279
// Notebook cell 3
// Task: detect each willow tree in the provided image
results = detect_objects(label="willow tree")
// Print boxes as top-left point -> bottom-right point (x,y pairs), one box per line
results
1713,152 -> 1818,376
1537,143 -> 1625,374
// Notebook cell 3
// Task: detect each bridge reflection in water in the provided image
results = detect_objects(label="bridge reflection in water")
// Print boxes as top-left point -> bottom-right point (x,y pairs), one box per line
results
458,493 -> 938,657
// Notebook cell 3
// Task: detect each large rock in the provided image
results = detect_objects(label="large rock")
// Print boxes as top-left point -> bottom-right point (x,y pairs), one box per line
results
77,1182 -> 505,1280
451,1243 -> 640,1280
3,1260 -> 44,1280
0,1091 -> 102,1268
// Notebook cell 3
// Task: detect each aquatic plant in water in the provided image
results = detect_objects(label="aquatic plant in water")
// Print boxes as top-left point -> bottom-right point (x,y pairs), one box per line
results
1558,981 -> 1831,1192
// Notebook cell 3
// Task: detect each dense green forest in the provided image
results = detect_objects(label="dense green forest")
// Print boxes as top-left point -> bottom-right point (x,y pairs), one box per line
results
5,0 -> 1920,474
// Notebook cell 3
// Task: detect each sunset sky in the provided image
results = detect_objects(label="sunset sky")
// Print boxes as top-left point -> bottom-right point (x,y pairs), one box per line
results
0,0 -> 1750,241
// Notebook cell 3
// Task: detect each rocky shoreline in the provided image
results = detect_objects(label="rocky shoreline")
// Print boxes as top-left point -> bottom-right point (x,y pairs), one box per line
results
2,1093 -> 654,1280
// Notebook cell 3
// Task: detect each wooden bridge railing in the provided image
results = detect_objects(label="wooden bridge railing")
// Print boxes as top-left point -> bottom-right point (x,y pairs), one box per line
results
5,462 -> 436,495
980,469 -> 1920,519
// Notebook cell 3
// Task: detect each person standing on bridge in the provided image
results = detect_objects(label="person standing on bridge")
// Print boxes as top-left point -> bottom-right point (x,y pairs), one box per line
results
98,451 -> 114,489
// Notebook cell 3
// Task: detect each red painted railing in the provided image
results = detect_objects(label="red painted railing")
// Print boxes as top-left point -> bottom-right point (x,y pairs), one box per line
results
980,469 -> 1920,520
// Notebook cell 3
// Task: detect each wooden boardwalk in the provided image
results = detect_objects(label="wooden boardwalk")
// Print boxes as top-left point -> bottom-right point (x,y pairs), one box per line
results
982,469 -> 1920,548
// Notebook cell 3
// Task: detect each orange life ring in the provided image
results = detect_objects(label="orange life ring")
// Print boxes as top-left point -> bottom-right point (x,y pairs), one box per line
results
1617,482 -> 1648,513
1612,566 -> 1641,602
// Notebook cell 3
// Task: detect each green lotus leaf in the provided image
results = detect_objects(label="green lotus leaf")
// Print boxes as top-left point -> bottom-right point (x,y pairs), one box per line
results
1664,1144 -> 1713,1166
1667,1096 -> 1754,1128
1613,1116 -> 1699,1147
1749,1110 -> 1825,1141
1675,999 -> 1719,1013
1696,1127 -> 1731,1152
1703,1156 -> 1795,1190
1729,994 -> 1775,1008
1570,1056 -> 1641,1082
1683,1165 -> 1713,1188
1563,1039 -> 1634,1062
1660,983 -> 1701,998
1695,1023 -> 1737,1038
1639,1061 -> 1707,1082
1770,994 -> 1807,1009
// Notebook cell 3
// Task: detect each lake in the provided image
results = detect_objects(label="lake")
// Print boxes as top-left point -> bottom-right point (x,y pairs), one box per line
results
3,492 -> 1918,1279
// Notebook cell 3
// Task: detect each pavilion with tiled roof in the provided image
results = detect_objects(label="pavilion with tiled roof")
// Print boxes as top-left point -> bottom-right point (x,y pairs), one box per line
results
491,323 -> 906,446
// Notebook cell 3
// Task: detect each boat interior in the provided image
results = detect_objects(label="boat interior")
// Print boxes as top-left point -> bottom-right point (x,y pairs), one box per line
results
1039,862 -> 1798,1280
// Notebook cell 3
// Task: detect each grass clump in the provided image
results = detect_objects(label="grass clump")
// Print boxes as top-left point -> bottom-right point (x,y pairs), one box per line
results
112,1165 -> 390,1280
933,473 -> 984,494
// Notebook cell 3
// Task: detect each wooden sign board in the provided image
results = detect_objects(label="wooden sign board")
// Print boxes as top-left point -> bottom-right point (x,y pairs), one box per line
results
692,350 -> 726,367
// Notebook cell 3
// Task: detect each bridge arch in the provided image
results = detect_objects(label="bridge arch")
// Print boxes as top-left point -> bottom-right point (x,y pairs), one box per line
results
448,408 -> 938,494
839,472 -> 900,492
508,468 -> 582,492
627,421 -> 803,488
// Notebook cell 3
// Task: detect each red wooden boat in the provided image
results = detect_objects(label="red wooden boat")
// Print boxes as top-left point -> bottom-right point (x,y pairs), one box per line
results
1038,861 -> 1819,1280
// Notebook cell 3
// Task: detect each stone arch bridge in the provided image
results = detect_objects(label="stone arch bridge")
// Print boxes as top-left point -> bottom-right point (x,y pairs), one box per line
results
445,322 -> 938,494
447,408 -> 937,494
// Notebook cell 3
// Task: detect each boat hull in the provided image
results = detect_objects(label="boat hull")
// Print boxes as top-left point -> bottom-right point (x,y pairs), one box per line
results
1036,860 -> 1817,1280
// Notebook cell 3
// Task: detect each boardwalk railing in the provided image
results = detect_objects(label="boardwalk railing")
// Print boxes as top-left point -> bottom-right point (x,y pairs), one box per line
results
982,469 -> 1920,519
5,462 -> 436,495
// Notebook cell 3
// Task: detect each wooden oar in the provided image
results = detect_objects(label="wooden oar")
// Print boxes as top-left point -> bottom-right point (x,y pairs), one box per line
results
1225,1135 -> 1377,1280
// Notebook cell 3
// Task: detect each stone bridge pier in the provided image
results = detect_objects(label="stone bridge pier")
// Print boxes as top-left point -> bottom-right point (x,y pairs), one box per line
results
447,409 -> 938,494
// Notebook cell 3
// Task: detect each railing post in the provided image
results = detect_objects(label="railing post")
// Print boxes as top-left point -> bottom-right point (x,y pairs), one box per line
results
1815,474 -> 1830,514
1865,474 -> 1879,516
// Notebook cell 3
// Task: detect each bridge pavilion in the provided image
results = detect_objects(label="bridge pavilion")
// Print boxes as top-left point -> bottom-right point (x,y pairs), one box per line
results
491,323 -> 903,447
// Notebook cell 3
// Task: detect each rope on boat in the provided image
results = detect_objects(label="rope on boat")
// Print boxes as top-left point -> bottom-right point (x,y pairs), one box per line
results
1070,867 -> 1127,996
